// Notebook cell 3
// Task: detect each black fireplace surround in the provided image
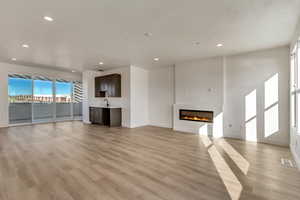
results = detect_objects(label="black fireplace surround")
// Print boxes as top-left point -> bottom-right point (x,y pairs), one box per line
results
179,109 -> 213,123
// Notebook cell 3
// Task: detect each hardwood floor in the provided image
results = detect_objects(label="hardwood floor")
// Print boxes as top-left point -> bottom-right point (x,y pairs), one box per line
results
0,121 -> 299,200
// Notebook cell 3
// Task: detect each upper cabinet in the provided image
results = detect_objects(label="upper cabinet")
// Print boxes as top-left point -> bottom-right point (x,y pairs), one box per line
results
95,74 -> 121,97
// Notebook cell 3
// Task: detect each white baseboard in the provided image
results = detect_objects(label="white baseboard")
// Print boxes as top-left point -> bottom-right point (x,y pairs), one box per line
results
0,123 -> 9,128
149,123 -> 172,129
129,124 -> 148,128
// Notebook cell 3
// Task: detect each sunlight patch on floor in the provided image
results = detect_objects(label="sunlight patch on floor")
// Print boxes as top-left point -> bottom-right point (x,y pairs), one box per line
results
208,146 -> 242,200
199,135 -> 243,200
218,140 -> 249,175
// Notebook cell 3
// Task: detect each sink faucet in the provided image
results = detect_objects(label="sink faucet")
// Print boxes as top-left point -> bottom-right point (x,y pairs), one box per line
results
104,98 -> 109,107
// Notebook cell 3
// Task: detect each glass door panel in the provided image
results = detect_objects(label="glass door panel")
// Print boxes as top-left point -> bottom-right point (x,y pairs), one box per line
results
8,74 -> 33,124
33,77 -> 54,122
56,80 -> 72,120
8,74 -> 82,124
73,82 -> 83,119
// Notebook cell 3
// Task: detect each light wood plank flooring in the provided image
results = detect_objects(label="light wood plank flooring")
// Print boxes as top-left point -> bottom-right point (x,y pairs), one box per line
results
0,121 -> 299,200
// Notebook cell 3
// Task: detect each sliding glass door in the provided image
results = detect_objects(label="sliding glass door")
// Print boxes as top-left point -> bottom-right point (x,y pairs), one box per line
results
8,74 -> 33,124
8,74 -> 82,125
56,80 -> 72,120
32,77 -> 54,122
73,81 -> 83,119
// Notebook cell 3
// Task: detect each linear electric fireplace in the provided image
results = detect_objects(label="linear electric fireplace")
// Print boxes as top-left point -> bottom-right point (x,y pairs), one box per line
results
179,109 -> 213,123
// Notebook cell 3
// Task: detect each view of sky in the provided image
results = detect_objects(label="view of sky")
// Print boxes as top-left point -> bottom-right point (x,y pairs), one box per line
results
9,78 -> 72,96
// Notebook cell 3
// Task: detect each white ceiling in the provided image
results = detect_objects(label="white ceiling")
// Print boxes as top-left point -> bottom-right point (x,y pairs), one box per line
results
0,0 -> 300,72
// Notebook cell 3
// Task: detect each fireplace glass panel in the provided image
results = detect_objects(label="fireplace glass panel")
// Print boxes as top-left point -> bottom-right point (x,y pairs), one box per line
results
179,109 -> 213,123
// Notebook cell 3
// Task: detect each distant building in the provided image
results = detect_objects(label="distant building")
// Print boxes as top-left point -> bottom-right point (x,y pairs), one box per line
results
9,95 -> 72,103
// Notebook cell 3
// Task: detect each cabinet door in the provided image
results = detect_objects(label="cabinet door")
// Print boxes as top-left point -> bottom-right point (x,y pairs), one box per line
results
95,77 -> 101,97
95,108 -> 103,124
110,108 -> 121,126
89,107 -> 93,122
102,108 -> 110,126
90,107 -> 96,123
99,77 -> 107,97
95,74 -> 121,97
106,75 -> 113,97
112,74 -> 121,97
90,107 -> 103,124
108,74 -> 121,97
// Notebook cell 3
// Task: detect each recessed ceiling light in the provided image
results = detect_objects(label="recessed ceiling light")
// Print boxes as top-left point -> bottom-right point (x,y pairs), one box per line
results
154,58 -> 159,61
22,44 -> 29,48
44,16 -> 54,22
216,43 -> 223,47
144,32 -> 152,37
99,62 -> 104,65
11,58 -> 17,61
71,70 -> 76,73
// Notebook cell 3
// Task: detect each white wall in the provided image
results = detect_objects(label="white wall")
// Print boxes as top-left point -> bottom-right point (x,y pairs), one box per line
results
82,66 -> 149,128
290,17 -> 300,50
147,47 -> 289,146
148,66 -> 174,128
0,62 -> 81,127
82,70 -> 101,124
175,57 -> 224,111
82,67 -> 131,127
290,17 -> 300,168
130,66 -> 149,128
173,57 -> 224,134
224,47 -> 289,146
84,48 -> 290,147
84,46 -> 291,147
